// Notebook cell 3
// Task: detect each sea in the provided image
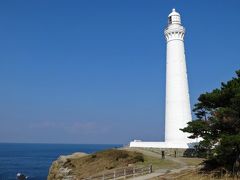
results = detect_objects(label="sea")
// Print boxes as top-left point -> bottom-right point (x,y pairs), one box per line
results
0,143 -> 122,180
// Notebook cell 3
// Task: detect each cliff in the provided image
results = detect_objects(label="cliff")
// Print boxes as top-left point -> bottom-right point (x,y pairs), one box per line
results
47,149 -> 144,180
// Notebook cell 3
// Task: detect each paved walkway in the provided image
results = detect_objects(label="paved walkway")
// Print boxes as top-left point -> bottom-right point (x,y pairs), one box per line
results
128,166 -> 195,180
124,147 -> 187,167
124,148 -> 196,180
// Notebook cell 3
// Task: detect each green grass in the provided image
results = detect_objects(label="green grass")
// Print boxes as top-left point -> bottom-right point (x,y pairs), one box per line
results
48,149 -> 146,179
178,157 -> 205,166
154,169 -> 237,180
136,155 -> 180,170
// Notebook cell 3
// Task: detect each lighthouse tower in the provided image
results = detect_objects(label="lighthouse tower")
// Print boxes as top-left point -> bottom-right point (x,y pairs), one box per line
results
129,9 -> 194,149
164,9 -> 192,145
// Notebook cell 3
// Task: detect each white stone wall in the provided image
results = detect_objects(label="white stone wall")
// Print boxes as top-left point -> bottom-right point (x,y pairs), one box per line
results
129,141 -> 195,149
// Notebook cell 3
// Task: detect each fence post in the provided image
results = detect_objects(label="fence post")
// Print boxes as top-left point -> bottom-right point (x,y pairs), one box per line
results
85,165 -> 154,180
149,164 -> 153,173
161,151 -> 165,159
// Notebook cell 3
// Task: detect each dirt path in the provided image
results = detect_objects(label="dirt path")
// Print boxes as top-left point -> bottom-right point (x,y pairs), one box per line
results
124,148 -> 196,180
129,165 -> 197,180
124,147 -> 187,167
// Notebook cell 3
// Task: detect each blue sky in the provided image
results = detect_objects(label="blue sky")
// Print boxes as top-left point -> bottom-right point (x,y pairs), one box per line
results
0,0 -> 239,144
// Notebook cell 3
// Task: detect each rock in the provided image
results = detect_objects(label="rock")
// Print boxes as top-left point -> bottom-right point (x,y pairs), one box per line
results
48,152 -> 87,180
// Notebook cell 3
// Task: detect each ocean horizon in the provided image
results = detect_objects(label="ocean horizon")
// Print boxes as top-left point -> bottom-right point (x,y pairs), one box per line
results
0,143 -> 122,180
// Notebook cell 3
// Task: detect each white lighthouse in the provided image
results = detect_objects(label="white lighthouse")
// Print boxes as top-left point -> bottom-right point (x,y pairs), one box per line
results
129,9 -> 194,149
164,9 -> 192,145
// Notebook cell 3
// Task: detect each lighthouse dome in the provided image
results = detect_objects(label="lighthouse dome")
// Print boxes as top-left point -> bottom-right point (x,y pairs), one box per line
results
168,9 -> 181,25
168,9 -> 179,17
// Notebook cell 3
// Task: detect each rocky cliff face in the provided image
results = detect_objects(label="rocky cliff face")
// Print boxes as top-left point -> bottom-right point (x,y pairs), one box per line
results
48,153 -> 87,180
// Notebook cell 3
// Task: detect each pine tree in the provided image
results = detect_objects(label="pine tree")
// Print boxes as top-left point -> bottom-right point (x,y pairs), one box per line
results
181,70 -> 240,170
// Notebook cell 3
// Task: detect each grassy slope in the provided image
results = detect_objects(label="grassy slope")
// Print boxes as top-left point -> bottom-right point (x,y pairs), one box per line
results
48,148 -> 207,180
154,169 -> 236,180
71,149 -> 144,178
48,149 -> 180,179
136,154 -> 180,171
49,149 -> 147,179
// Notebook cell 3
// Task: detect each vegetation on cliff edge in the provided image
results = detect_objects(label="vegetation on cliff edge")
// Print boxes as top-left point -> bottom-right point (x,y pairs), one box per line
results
181,70 -> 240,172
48,149 -> 145,179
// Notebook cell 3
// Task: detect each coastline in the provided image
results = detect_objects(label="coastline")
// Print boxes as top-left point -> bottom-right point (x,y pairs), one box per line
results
0,143 -> 121,180
47,147 -> 203,180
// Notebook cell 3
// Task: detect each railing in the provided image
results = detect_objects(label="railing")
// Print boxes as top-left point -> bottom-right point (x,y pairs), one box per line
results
83,165 -> 152,180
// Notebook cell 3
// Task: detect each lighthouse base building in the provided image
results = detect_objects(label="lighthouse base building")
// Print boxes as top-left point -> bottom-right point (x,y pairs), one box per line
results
130,9 -> 197,149
129,140 -> 195,149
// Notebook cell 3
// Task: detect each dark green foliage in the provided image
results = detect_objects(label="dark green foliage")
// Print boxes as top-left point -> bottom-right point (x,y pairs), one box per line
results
94,149 -> 144,164
133,154 -> 144,162
91,154 -> 97,158
181,70 -> 240,171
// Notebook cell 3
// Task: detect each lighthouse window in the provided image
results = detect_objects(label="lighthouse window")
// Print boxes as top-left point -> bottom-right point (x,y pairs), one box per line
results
168,17 -> 172,23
